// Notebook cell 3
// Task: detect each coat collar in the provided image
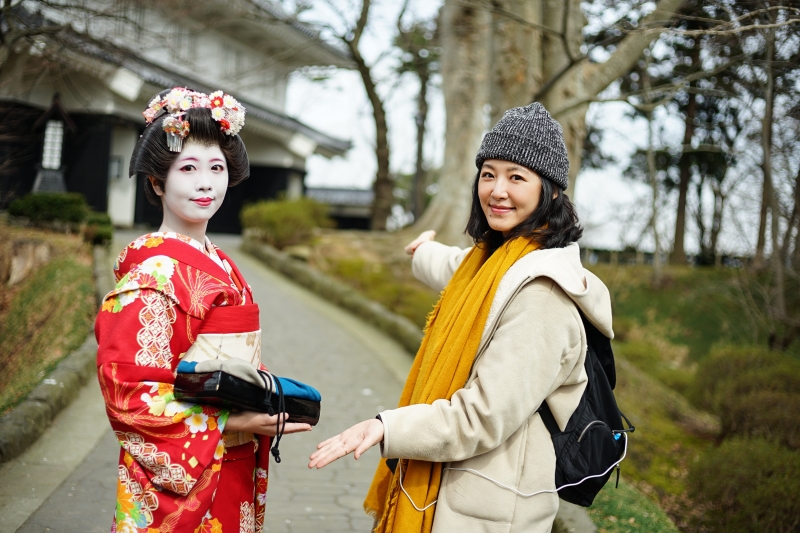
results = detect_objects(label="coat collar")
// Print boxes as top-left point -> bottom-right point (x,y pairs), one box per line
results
482,243 -> 614,340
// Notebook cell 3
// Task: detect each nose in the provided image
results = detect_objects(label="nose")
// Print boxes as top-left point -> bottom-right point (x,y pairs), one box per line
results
196,168 -> 214,192
491,177 -> 508,200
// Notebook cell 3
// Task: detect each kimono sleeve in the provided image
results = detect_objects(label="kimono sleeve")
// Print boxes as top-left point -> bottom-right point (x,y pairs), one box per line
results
96,288 -> 229,497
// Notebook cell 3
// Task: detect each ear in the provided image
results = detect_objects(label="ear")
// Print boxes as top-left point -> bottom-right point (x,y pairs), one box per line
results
149,176 -> 164,196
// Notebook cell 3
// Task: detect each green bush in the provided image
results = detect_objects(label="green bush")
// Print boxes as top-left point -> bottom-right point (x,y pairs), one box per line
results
85,211 -> 112,226
240,197 -> 332,249
688,438 -> 800,533
8,192 -> 89,223
691,345 -> 800,447
84,211 -> 113,245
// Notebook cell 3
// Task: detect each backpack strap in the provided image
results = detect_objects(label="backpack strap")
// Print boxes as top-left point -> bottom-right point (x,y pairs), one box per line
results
537,401 -> 561,435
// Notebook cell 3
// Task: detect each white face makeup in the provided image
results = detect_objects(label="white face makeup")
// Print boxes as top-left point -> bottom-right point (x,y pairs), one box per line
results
478,159 -> 544,237
151,141 -> 228,242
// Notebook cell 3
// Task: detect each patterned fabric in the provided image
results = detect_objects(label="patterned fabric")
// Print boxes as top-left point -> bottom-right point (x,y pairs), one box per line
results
97,233 -> 270,532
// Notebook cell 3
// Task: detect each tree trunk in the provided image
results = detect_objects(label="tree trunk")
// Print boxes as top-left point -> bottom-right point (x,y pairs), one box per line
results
647,108 -> 663,286
671,53 -> 698,264
343,0 -> 393,231
710,183 -> 725,265
488,0 -> 540,127
791,164 -> 800,269
755,28 -> 776,269
694,175 -> 708,262
759,27 -> 786,348
413,0 -> 491,245
412,69 -> 429,220
754,166 -> 771,268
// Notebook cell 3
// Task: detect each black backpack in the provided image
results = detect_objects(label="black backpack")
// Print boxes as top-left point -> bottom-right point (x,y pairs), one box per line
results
537,311 -> 635,507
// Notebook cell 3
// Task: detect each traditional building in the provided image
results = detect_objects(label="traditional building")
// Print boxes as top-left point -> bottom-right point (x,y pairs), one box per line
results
0,0 -> 352,233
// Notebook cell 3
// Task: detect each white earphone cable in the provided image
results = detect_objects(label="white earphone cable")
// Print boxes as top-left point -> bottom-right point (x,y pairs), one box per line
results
398,459 -> 439,511
398,433 -> 628,509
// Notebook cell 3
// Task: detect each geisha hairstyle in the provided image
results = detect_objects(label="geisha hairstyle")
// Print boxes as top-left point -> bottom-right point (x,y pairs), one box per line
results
129,88 -> 250,207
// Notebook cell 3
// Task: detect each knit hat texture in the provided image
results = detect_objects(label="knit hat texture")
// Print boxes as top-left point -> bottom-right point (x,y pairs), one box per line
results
475,103 -> 569,190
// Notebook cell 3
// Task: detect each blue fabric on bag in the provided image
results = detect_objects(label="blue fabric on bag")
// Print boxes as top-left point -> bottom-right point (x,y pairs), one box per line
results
176,361 -> 198,373
274,377 -> 321,402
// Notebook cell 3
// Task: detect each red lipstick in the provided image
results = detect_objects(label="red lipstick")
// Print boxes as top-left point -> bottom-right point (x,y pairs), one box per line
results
193,197 -> 213,207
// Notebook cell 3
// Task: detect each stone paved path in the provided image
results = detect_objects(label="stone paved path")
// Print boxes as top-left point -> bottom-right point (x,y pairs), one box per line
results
2,232 -> 410,533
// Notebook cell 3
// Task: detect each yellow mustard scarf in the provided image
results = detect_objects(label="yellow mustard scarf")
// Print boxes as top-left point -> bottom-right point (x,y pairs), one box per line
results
364,236 -> 540,533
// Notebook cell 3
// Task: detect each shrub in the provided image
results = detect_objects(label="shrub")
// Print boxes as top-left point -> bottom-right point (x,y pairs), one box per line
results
688,438 -> 800,533
84,211 -> 114,245
691,345 -> 800,447
240,197 -> 332,249
8,192 -> 89,224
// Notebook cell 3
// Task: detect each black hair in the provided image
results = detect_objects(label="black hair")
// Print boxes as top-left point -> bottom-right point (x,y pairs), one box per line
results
129,88 -> 250,207
465,170 -> 583,251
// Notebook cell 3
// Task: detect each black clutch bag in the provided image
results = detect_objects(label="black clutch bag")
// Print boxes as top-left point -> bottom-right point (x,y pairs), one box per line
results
174,368 -> 321,426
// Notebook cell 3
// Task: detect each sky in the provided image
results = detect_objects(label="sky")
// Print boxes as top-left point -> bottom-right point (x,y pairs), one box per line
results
283,0 -> 763,254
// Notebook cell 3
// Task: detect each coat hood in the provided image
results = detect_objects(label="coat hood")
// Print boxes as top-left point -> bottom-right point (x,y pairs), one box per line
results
484,243 -> 614,339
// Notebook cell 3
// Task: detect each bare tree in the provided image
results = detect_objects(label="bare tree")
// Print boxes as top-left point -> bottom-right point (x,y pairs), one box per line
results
394,3 -> 439,220
314,0 -> 393,230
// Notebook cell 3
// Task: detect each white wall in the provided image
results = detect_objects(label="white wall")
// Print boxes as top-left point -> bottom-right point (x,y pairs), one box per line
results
107,125 -> 139,227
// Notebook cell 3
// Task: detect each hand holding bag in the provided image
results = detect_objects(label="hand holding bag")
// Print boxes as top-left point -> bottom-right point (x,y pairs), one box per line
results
174,359 -> 322,425
173,359 -> 321,463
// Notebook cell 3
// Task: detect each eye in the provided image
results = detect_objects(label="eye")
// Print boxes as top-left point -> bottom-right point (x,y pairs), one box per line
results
510,174 -> 525,182
481,171 -> 494,179
211,164 -> 226,172
180,164 -> 196,172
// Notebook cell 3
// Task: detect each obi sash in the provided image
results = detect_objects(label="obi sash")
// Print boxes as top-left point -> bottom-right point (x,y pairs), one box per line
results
183,303 -> 262,367
181,303 -> 261,447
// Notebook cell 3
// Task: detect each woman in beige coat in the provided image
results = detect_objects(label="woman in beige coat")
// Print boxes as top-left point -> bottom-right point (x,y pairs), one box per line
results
309,103 -> 614,533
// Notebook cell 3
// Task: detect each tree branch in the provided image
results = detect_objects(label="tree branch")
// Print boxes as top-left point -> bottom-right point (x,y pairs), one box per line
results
534,0 -> 685,105
581,0 -> 686,98
351,0 -> 370,49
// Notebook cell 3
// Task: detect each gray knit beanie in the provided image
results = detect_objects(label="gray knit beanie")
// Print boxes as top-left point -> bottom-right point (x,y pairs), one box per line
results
475,103 -> 569,190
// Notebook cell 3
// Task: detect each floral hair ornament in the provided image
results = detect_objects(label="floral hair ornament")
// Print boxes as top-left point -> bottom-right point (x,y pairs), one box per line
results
142,87 -> 246,152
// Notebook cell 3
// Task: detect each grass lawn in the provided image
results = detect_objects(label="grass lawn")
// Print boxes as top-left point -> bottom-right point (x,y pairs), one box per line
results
0,224 -> 96,415
589,477 -> 680,533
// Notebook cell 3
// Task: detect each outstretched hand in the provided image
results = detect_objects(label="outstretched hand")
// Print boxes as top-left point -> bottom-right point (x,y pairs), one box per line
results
225,411 -> 312,437
404,230 -> 436,256
308,418 -> 384,469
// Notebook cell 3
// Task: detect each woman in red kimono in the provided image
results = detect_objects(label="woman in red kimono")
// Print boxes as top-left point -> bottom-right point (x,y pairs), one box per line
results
96,87 -> 311,533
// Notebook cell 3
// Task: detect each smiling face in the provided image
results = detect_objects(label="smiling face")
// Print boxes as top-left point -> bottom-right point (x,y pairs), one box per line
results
478,159 -> 543,237
150,141 -> 229,242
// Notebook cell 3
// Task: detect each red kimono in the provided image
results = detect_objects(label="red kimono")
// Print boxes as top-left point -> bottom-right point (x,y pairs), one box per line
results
96,232 -> 270,533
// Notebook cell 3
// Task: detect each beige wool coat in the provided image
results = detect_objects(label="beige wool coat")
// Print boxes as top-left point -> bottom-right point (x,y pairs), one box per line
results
378,242 -> 614,533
